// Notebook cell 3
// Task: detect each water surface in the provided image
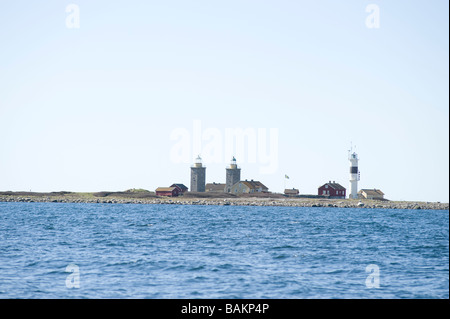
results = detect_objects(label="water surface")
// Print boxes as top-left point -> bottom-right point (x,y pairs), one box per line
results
0,202 -> 448,298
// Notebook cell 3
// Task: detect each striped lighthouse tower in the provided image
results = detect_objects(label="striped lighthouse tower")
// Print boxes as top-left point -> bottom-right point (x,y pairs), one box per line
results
348,148 -> 360,199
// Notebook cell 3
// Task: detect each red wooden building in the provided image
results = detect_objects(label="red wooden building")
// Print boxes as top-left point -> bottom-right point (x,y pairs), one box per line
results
170,184 -> 188,194
318,181 -> 346,199
155,187 -> 180,197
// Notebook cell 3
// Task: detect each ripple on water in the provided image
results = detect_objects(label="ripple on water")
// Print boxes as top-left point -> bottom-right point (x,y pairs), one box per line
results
0,202 -> 447,298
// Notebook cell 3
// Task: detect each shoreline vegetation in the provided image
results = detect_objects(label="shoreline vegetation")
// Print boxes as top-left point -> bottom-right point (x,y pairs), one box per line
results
0,190 -> 448,210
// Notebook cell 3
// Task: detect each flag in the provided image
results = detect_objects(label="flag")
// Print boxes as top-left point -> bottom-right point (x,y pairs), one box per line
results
285,175 -> 289,179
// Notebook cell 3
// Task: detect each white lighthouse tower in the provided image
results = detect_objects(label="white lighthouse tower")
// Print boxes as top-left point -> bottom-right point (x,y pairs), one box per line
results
348,148 -> 360,199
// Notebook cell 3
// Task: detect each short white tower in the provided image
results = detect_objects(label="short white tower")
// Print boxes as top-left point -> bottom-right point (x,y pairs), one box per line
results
348,148 -> 360,199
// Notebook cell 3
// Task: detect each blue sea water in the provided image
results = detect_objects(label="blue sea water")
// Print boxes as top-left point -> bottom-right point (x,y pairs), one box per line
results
0,202 -> 448,299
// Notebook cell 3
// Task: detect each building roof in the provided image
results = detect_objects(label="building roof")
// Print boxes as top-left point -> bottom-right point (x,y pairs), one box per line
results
284,188 -> 299,194
320,182 -> 346,191
205,183 -> 226,192
170,183 -> 188,191
155,187 -> 177,192
239,180 -> 269,190
359,189 -> 384,196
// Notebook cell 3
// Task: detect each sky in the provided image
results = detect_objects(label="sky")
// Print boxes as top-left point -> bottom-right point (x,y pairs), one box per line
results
0,0 -> 448,202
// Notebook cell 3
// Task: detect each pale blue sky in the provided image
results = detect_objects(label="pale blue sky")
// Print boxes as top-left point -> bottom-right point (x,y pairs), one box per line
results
0,1 -> 448,202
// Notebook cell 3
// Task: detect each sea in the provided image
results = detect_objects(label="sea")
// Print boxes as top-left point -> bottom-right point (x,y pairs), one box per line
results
0,202 -> 448,299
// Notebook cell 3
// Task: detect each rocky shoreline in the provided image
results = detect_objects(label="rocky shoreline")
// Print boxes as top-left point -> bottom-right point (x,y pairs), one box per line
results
0,194 -> 448,210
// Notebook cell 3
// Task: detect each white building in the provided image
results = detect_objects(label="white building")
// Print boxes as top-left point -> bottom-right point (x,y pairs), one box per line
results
348,150 -> 360,199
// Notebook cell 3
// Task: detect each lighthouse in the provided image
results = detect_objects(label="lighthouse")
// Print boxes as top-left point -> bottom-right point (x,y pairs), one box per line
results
190,155 -> 206,192
348,149 -> 360,199
225,156 -> 241,193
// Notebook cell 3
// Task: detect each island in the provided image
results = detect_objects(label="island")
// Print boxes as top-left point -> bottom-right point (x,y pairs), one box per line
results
0,190 -> 448,210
